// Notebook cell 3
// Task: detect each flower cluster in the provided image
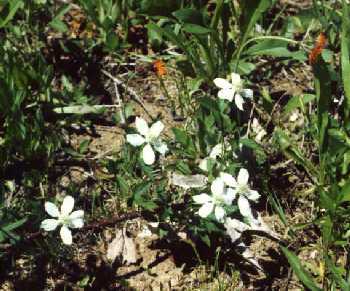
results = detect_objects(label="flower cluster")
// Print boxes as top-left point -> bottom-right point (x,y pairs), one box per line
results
40,72 -> 258,246
193,169 -> 260,223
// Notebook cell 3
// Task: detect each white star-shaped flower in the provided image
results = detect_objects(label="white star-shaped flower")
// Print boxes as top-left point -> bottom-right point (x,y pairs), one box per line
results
126,117 -> 168,165
220,169 -> 260,221
192,177 -> 236,221
213,73 -> 253,110
41,196 -> 84,245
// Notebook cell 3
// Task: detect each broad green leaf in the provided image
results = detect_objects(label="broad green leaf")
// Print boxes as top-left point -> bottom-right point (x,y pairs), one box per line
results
281,247 -> 322,291
172,8 -> 204,25
246,39 -> 307,61
182,24 -> 212,35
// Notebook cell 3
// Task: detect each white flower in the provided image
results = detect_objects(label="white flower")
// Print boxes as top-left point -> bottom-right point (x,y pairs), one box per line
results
192,177 -> 236,221
223,169 -> 260,221
126,117 -> 168,165
199,143 -> 237,171
213,73 -> 253,110
41,196 -> 84,245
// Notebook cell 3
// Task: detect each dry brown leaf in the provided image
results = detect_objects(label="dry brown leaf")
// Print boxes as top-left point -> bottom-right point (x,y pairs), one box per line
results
106,228 -> 138,265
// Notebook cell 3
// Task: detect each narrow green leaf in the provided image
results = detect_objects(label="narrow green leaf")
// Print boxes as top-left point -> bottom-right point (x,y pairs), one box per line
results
0,0 -> 23,28
281,247 -> 322,291
239,0 -> 276,45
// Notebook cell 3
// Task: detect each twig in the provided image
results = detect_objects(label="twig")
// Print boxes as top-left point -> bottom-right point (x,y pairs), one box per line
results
1,211 -> 141,253
101,70 -> 153,120
113,80 -> 126,124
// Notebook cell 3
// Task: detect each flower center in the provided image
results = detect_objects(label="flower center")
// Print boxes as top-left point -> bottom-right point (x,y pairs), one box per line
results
237,184 -> 249,195
58,214 -> 71,226
145,133 -> 156,144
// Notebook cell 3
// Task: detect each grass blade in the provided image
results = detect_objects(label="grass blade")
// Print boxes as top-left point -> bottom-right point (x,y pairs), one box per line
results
281,247 -> 322,291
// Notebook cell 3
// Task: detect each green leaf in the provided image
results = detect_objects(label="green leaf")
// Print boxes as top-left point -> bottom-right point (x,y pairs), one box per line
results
236,61 -> 256,75
172,128 -> 196,157
340,179 -> 350,203
0,0 -> 23,28
239,0 -> 276,45
172,8 -> 204,25
49,4 -> 71,33
116,176 -> 129,197
283,94 -> 316,114
0,217 -> 27,243
79,139 -> 90,154
281,247 -> 322,291
140,0 -> 181,16
325,256 -> 350,290
246,39 -> 306,61
49,19 -> 68,33
182,23 -> 212,34
313,58 -> 332,153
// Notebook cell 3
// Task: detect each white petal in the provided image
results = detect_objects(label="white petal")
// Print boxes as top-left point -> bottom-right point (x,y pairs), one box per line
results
223,188 -> 236,205
60,225 -> 73,245
235,94 -> 245,111
69,210 -> 84,220
199,158 -> 209,171
218,88 -> 235,101
142,143 -> 155,165
209,143 -> 223,159
237,168 -> 249,185
154,142 -> 168,155
135,117 -> 149,136
70,218 -> 84,229
61,195 -> 75,216
211,178 -> 225,197
241,88 -> 253,99
198,202 -> 214,218
238,196 -> 253,218
126,134 -> 145,147
44,202 -> 60,217
214,206 -> 225,221
247,190 -> 260,201
149,121 -> 164,139
193,193 -> 212,204
230,73 -> 241,87
220,172 -> 237,188
41,219 -> 59,231
213,78 -> 232,89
